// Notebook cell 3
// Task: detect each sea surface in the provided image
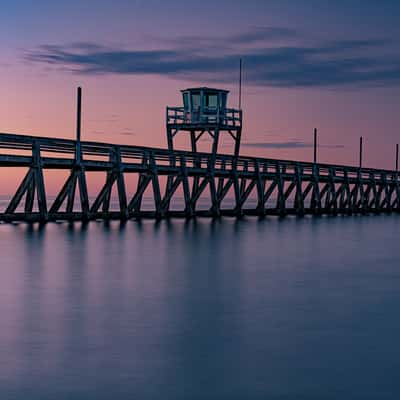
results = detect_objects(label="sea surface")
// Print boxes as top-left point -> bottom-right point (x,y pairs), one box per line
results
1,213 -> 400,399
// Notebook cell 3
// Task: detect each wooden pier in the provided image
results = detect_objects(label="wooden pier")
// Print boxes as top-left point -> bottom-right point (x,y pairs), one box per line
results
1,86 -> 399,223
0,131 -> 399,223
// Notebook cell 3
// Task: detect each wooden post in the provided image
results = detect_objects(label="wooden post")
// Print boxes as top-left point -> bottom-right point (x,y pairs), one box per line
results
33,141 -> 48,220
211,128 -> 220,160
190,130 -> 197,153
359,136 -> 363,169
395,145 -> 400,210
234,127 -> 242,159
149,152 -> 162,217
115,147 -> 128,218
76,87 -> 82,163
313,128 -> 317,164
255,160 -> 265,214
166,125 -> 174,152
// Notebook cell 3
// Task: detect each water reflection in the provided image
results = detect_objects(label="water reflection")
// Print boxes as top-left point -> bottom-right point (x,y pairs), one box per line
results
0,215 -> 400,399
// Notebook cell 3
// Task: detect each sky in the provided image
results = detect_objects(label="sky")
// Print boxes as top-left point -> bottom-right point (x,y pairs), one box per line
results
1,0 -> 400,193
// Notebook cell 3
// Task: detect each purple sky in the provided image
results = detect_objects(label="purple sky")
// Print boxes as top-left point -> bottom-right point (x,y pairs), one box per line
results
1,0 -> 400,176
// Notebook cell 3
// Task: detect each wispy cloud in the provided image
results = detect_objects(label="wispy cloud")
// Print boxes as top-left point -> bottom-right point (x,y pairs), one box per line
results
90,129 -> 136,137
24,27 -> 400,88
157,26 -> 298,50
89,114 -> 119,123
231,26 -> 297,43
242,141 -> 345,149
119,129 -> 136,136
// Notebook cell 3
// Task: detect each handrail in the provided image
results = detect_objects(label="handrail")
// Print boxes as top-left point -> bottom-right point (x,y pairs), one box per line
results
166,106 -> 242,127
0,132 -> 398,176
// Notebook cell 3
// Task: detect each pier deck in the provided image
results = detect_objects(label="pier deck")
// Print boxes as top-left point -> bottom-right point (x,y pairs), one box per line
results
0,132 -> 399,222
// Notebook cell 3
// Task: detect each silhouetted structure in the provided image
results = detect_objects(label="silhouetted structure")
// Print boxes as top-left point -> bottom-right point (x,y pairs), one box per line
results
0,87 -> 399,222
166,87 -> 242,157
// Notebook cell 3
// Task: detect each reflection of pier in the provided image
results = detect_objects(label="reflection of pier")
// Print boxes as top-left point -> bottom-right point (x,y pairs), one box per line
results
0,87 -> 399,222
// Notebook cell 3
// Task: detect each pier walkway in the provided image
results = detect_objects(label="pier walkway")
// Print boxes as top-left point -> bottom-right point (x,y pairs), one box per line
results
0,132 -> 399,222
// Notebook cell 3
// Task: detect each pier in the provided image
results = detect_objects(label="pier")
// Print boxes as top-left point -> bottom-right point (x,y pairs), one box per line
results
0,87 -> 399,223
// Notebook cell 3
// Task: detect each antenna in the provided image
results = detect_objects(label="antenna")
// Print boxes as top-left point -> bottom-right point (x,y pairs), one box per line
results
239,58 -> 242,110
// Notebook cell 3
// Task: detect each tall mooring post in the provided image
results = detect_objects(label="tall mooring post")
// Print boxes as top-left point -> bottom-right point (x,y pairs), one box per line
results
76,87 -> 82,163
58,86 -> 89,218
313,128 -> 318,164
239,59 -> 242,110
396,143 -> 399,172
166,87 -> 242,159
359,136 -> 363,169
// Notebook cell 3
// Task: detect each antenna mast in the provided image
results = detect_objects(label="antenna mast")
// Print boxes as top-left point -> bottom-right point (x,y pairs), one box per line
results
239,58 -> 242,110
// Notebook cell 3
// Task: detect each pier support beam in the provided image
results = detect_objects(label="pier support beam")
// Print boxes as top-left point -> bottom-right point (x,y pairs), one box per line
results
0,131 -> 400,222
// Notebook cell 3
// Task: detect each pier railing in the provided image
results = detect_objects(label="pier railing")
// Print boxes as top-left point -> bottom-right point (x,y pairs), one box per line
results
0,132 -> 399,222
167,107 -> 242,127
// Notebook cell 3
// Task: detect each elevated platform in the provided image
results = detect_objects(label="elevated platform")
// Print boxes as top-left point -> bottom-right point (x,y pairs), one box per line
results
166,87 -> 242,158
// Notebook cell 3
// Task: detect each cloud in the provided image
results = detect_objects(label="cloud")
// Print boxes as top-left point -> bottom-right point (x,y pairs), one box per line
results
242,141 -> 345,149
89,114 -> 119,123
231,26 -> 297,43
119,129 -> 136,136
90,129 -> 136,136
158,26 -> 298,49
24,27 -> 400,88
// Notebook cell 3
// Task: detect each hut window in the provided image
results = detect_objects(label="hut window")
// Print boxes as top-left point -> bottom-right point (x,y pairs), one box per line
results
191,92 -> 201,109
205,94 -> 218,108
220,93 -> 227,109
183,92 -> 189,109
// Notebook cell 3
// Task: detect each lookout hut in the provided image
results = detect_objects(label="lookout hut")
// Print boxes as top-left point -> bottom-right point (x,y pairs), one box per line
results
166,87 -> 242,157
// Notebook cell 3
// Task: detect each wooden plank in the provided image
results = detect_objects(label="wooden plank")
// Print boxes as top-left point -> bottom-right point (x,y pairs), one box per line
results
90,172 -> 117,213
160,176 -> 182,212
128,174 -> 151,212
66,172 -> 78,213
49,171 -> 77,213
24,175 -> 36,213
5,169 -> 35,214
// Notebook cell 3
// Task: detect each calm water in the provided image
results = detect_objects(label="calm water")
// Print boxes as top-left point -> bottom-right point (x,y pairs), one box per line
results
1,214 -> 400,399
